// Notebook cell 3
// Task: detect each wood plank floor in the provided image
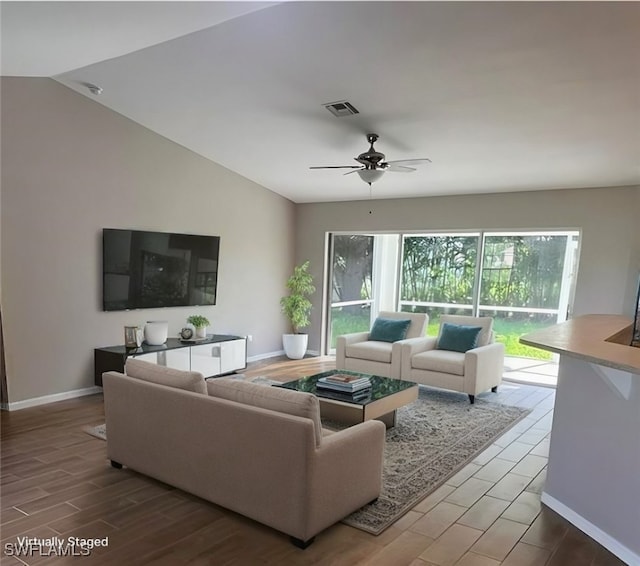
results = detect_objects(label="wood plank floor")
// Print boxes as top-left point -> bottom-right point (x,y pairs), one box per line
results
1,357 -> 627,565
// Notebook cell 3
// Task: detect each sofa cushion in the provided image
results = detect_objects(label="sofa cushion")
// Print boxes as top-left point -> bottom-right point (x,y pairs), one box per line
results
369,317 -> 412,342
411,350 -> 466,376
437,323 -> 483,353
207,378 -> 323,446
346,340 -> 393,363
439,315 -> 493,347
125,358 -> 207,394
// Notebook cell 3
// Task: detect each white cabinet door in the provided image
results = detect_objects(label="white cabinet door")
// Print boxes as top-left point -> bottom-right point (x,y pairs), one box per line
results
163,349 -> 190,371
219,339 -> 247,374
130,349 -> 190,371
131,352 -> 158,364
190,343 -> 222,377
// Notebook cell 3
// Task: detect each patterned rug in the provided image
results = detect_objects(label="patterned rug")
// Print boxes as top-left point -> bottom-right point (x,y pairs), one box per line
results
341,388 -> 529,535
83,387 -> 529,536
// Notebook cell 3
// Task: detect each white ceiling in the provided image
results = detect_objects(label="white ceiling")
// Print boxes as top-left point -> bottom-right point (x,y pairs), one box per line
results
2,1 -> 639,204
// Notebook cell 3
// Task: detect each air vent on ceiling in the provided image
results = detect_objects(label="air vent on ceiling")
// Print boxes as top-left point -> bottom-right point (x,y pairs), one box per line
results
323,100 -> 359,117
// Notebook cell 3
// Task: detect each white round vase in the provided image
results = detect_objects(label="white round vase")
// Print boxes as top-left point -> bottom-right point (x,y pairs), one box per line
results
144,321 -> 169,345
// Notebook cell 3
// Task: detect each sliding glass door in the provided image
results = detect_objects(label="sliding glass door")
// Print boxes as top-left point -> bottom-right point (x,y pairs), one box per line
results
478,233 -> 579,357
325,230 -> 579,360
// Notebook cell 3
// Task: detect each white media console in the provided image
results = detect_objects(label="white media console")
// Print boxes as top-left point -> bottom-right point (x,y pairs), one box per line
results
94,334 -> 247,386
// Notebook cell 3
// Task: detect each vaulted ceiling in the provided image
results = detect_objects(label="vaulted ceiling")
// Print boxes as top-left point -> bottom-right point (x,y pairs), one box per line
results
2,2 -> 639,203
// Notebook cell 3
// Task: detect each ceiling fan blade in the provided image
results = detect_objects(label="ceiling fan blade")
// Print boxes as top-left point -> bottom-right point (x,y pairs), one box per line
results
343,169 -> 364,176
386,164 -> 416,172
384,158 -> 432,166
309,165 -> 362,169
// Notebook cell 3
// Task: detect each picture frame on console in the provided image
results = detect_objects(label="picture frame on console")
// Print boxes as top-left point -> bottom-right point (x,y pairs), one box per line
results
124,326 -> 139,348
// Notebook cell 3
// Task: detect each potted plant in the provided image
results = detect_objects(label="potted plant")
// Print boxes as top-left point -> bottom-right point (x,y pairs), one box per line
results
187,315 -> 210,339
280,261 -> 315,359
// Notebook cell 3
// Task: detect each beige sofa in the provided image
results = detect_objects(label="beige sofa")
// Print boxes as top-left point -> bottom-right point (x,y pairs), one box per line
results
336,311 -> 429,379
102,359 -> 385,548
400,315 -> 505,403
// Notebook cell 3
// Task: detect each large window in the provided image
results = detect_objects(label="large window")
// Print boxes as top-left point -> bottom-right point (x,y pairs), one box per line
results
477,233 -> 578,358
400,234 -> 478,335
398,231 -> 578,359
325,230 -> 579,360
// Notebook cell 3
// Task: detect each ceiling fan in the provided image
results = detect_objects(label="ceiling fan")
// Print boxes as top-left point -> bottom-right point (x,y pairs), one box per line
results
310,133 -> 431,185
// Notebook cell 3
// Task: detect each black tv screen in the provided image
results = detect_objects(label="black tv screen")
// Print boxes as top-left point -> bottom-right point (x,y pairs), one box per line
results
103,228 -> 220,311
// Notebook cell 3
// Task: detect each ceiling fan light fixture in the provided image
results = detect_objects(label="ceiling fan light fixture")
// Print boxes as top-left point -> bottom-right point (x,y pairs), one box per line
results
357,169 -> 384,184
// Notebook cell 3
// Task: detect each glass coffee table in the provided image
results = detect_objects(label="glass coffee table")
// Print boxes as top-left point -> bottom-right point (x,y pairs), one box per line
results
277,370 -> 418,428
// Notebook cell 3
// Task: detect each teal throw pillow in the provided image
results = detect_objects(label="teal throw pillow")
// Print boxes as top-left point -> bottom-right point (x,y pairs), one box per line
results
369,317 -> 412,343
437,323 -> 483,353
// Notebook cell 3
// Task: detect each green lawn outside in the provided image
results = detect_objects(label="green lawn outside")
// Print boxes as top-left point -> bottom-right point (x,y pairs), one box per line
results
330,309 -> 552,360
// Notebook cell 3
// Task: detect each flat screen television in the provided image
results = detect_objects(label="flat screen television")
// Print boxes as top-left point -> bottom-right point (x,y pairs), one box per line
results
103,228 -> 220,311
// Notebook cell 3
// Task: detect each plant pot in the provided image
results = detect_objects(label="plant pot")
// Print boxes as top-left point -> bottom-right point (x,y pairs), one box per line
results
283,334 -> 308,360
196,326 -> 207,339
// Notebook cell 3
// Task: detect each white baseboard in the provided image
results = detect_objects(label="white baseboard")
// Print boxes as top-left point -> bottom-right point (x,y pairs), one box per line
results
247,350 -> 285,363
6,386 -> 103,411
246,349 -> 322,363
541,492 -> 639,565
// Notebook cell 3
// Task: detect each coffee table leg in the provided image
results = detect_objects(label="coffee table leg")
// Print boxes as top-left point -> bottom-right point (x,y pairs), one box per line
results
377,410 -> 396,428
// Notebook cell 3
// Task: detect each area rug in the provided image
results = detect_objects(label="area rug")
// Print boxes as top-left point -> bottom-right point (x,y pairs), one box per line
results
83,388 -> 529,535
82,423 -> 106,440
341,388 -> 529,535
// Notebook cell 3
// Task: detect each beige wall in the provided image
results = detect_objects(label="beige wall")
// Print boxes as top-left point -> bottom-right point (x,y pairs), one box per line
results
296,186 -> 640,353
1,78 -> 296,404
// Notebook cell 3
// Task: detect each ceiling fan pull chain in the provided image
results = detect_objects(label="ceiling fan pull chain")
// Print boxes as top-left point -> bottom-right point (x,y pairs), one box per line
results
369,183 -> 373,215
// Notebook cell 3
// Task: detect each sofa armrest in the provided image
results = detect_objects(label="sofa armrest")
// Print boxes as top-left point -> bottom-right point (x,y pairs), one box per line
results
400,336 -> 437,377
336,331 -> 371,369
464,342 -> 505,394
393,336 -> 433,379
306,420 -> 385,539
398,335 -> 436,352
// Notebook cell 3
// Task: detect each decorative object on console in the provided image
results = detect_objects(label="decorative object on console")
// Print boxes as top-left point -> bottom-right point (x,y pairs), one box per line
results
124,326 -> 139,348
143,321 -> 169,345
280,261 -> 316,359
187,315 -> 210,339
180,326 -> 194,340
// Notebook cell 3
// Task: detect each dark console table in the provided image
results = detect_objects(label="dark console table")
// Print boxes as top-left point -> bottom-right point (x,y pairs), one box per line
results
94,334 -> 247,386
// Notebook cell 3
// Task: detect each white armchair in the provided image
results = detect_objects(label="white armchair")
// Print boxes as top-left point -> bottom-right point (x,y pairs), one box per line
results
400,315 -> 504,403
336,311 -> 428,379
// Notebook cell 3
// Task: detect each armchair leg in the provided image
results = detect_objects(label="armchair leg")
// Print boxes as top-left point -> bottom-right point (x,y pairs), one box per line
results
290,536 -> 315,549
491,386 -> 498,393
468,394 -> 475,404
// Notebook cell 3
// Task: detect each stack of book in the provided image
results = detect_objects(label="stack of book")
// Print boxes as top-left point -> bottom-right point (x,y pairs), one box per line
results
316,374 -> 372,400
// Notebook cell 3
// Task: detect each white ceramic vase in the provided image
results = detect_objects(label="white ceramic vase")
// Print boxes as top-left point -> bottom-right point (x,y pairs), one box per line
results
144,321 -> 169,345
283,334 -> 308,359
